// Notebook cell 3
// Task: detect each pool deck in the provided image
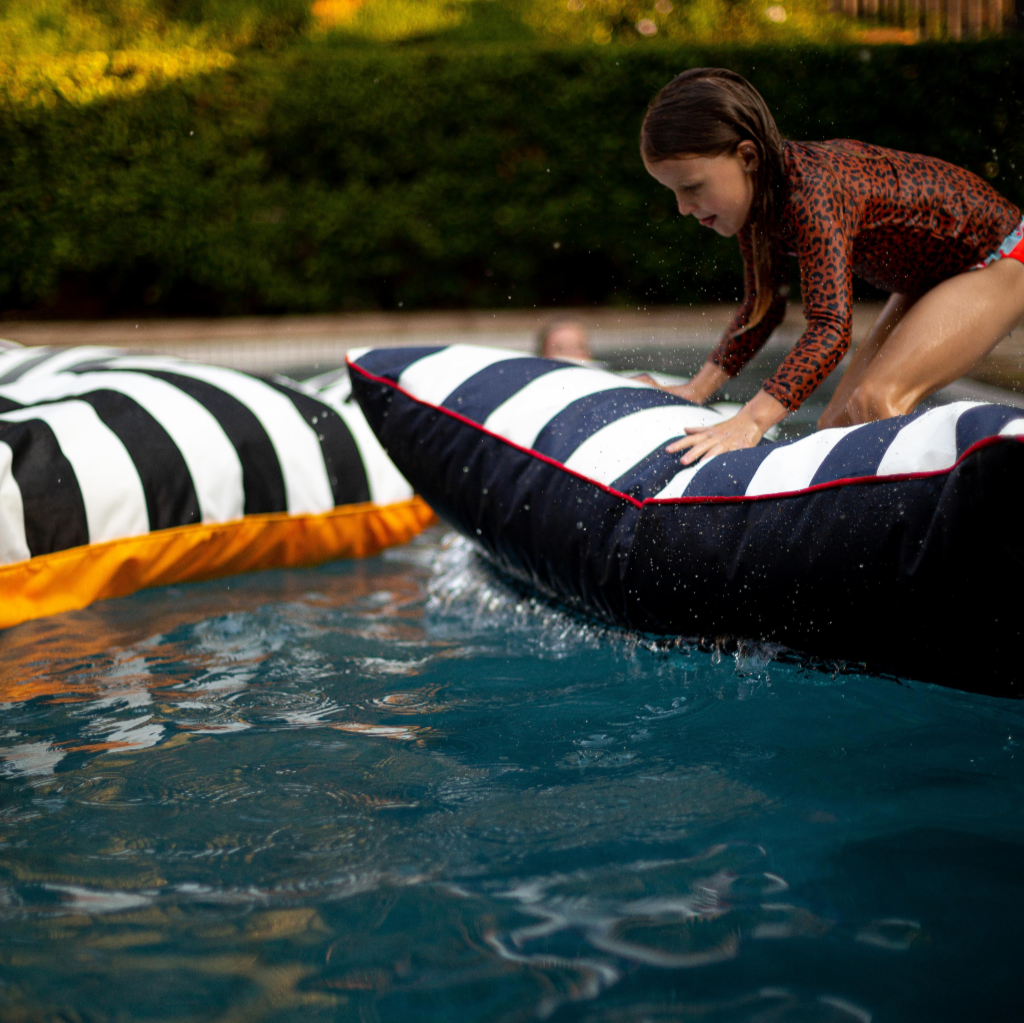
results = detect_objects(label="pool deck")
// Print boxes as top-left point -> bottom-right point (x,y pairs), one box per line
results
2,303 -> 1023,407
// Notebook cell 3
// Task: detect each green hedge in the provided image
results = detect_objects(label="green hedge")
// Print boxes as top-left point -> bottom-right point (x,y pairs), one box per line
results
1,40 -> 1023,317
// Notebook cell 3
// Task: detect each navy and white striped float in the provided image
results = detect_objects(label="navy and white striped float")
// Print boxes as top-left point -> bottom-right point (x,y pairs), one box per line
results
349,344 -> 1024,694
0,345 -> 429,628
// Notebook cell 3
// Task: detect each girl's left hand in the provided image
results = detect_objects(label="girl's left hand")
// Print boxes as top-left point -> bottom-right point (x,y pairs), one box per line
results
666,409 -> 764,465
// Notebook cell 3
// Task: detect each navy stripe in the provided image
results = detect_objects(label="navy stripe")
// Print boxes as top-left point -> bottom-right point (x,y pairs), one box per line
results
441,358 -> 565,425
64,358 -> 119,374
0,349 -> 54,385
263,380 -> 371,506
0,418 -> 89,556
533,388 -> 685,463
810,417 -> 909,487
121,370 -> 287,515
611,447 -> 692,502
955,404 -> 1022,455
73,391 -> 201,530
683,447 -> 774,498
353,347 -> 445,383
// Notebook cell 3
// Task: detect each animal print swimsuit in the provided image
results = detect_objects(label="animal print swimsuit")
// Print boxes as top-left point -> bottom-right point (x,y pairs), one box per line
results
710,139 -> 1023,411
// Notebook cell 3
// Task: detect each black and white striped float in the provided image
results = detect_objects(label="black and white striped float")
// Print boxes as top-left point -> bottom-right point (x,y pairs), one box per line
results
349,344 -> 1024,694
0,345 -> 432,628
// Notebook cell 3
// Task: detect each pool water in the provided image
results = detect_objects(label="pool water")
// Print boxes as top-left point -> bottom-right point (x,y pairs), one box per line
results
2,527 -> 1023,1022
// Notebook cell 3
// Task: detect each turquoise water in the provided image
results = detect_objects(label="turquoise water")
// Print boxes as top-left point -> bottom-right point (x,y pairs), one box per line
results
2,527 -> 1024,1022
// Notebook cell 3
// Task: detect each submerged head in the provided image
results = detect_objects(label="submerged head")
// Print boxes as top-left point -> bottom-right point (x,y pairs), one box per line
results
641,68 -> 784,324
538,320 -> 591,362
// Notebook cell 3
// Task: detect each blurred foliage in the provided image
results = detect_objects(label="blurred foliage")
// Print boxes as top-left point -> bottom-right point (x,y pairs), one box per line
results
518,0 -> 844,45
0,48 -> 234,106
0,0 -> 847,64
311,0 -> 471,42
0,0 -> 311,104
0,0 -> 847,107
309,0 -> 846,44
0,41 -> 1020,318
0,0 -> 311,51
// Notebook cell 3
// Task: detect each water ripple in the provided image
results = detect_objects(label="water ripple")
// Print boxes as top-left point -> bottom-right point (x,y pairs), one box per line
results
0,528 -> 1023,1020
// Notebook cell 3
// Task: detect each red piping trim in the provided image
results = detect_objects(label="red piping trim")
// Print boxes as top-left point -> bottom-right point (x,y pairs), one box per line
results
348,358 -> 1024,508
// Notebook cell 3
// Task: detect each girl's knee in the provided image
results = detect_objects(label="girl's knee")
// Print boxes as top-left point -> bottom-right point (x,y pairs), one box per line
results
817,404 -> 850,430
845,381 -> 905,423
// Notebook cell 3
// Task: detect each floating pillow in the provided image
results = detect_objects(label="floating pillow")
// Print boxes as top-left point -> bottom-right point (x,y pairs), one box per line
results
349,344 -> 1024,694
0,346 -> 434,629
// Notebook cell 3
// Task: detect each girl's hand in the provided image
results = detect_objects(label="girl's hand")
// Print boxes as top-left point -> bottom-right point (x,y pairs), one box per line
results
667,409 -> 764,465
666,390 -> 789,466
633,361 -> 730,406
631,374 -> 706,404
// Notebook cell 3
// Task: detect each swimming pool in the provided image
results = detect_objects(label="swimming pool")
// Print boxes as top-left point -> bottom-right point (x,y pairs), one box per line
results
1,526 -> 1023,1021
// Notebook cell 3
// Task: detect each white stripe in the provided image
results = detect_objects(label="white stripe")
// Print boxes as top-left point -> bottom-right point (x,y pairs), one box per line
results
312,373 -> 352,407
316,380 -> 351,409
564,405 -> 722,486
0,441 -> 29,564
484,368 -> 651,450
1,401 -> 148,543
653,462 -> 707,499
16,347 -> 125,382
875,402 -> 983,477
0,371 -> 244,523
1000,418 -> 1024,437
333,403 -> 413,505
745,425 -> 861,497
102,358 -> 334,514
398,346 -> 529,406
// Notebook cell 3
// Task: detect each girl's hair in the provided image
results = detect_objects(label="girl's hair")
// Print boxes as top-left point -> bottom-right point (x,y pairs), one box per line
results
641,68 -> 784,330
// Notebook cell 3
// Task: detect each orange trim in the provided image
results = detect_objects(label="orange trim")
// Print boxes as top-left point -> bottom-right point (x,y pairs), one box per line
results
0,498 -> 436,630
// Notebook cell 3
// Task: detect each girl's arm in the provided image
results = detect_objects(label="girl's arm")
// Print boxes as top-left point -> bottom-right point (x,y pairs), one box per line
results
637,230 -> 787,405
670,183 -> 856,462
754,189 -> 855,414
707,227 -> 789,382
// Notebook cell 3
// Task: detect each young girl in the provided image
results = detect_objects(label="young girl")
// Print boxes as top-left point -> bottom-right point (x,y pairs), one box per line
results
640,67 -> 1024,466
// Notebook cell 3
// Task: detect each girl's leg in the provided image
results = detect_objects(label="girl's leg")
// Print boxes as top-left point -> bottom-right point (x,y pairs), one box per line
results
841,258 -> 1024,424
818,293 -> 914,429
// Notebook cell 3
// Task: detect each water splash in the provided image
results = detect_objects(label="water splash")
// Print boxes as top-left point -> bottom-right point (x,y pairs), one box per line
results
425,533 -> 700,661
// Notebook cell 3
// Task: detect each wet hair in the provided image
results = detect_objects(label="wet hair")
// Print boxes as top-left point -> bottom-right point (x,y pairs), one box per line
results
641,68 -> 784,330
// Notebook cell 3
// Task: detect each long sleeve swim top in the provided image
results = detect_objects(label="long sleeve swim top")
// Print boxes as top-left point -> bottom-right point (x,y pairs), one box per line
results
709,139 -> 1021,411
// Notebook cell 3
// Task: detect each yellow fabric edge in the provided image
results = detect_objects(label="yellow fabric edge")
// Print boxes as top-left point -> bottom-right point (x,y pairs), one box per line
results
0,498 -> 437,630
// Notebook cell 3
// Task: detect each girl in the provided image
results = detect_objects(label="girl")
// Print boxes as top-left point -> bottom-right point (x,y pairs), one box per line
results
640,67 -> 1024,465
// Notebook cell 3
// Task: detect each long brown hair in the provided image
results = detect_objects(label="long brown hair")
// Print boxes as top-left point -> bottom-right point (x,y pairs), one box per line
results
640,68 -> 784,330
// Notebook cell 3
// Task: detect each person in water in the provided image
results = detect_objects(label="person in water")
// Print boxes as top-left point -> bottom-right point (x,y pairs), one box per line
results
641,67 -> 1024,466
537,319 -> 592,362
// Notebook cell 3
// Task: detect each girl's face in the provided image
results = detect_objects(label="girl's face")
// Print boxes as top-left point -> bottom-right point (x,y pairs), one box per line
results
643,141 -> 759,237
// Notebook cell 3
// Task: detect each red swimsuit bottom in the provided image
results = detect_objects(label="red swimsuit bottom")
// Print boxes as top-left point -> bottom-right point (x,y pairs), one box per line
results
978,218 -> 1024,267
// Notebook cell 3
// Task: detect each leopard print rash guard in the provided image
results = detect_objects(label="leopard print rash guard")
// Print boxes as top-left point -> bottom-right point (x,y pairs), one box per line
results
709,139 -> 1021,411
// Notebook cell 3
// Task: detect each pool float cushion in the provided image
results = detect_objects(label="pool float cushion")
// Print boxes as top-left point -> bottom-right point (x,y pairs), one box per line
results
349,344 -> 1024,693
0,347 -> 434,628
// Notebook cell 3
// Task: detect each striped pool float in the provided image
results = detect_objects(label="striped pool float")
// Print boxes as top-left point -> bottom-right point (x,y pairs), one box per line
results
0,346 -> 434,628
349,344 -> 1024,694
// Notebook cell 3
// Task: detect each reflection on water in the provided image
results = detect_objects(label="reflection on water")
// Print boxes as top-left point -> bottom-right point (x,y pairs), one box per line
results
1,528 -> 1024,1021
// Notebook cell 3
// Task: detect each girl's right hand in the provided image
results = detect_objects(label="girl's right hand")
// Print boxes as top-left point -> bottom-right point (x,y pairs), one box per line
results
632,360 -> 730,406
631,374 -> 704,403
